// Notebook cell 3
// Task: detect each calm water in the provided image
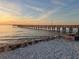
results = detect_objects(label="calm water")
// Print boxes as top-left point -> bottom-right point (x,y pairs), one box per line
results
0,25 -> 53,40
0,25 -> 78,40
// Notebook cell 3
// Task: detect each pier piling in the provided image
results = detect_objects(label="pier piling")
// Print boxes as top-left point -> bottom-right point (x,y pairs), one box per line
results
62,27 -> 66,33
57,27 -> 60,32
69,27 -> 73,33
77,28 -> 79,35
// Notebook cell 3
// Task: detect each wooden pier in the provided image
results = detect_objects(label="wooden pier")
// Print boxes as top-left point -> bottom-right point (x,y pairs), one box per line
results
16,25 -> 79,34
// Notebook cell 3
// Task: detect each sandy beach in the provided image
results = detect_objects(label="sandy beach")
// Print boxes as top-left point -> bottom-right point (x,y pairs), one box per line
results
0,39 -> 79,59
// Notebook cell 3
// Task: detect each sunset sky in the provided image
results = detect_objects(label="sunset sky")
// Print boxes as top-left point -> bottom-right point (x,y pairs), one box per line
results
0,0 -> 79,25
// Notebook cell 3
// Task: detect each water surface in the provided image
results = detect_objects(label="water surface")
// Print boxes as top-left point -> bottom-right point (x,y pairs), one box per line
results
0,25 -> 53,40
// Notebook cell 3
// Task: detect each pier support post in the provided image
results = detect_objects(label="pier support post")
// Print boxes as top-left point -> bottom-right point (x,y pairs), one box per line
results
46,27 -> 48,30
52,27 -> 55,31
76,28 -> 79,35
57,27 -> 60,32
62,27 -> 66,33
36,27 -> 38,30
51,27 -> 54,31
47,27 -> 49,30
34,27 -> 36,29
50,27 -> 52,31
69,27 -> 73,33
48,27 -> 51,31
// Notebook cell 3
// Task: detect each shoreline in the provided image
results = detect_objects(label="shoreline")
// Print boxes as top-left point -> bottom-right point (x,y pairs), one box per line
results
0,38 -> 79,59
0,36 -> 55,53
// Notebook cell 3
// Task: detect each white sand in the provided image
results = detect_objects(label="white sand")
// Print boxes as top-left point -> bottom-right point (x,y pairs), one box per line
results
0,39 -> 79,59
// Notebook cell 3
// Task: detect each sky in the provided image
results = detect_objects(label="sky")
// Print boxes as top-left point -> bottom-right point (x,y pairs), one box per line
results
0,0 -> 79,25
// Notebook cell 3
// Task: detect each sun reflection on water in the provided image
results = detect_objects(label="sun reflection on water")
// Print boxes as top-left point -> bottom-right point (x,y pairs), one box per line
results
0,25 -> 17,39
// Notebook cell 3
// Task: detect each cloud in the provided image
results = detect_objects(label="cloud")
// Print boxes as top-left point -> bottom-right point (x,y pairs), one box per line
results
51,0 -> 75,6
0,1 -> 22,16
51,0 -> 66,6
0,7 -> 21,16
25,4 -> 44,12
37,7 -> 61,20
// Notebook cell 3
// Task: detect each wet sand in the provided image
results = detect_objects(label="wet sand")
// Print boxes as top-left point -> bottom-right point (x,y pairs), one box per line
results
0,39 -> 79,59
